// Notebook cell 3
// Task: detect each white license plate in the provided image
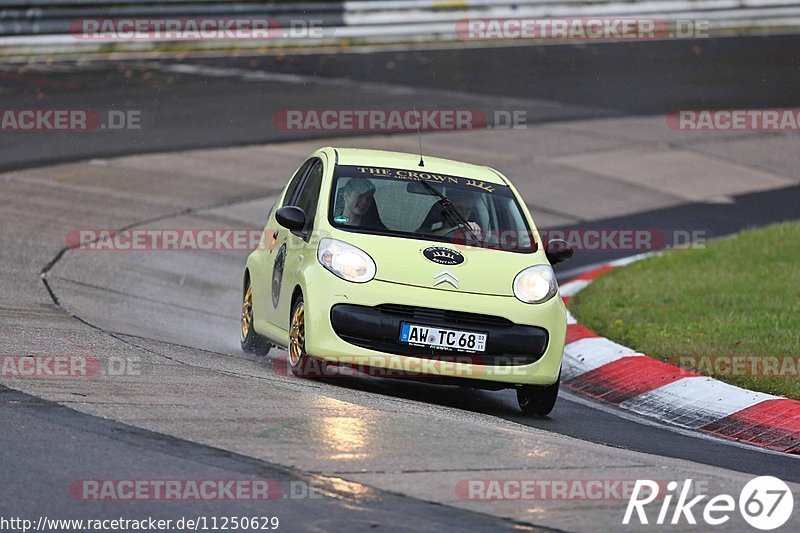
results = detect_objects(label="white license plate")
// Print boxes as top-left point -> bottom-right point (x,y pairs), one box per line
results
399,323 -> 487,353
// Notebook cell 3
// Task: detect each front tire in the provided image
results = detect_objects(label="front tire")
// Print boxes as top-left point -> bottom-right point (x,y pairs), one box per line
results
288,294 -> 326,378
517,373 -> 560,416
241,278 -> 271,355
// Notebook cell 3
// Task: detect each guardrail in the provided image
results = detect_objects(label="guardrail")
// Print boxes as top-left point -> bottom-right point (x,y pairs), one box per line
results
0,1 -> 343,35
1,0 -> 799,50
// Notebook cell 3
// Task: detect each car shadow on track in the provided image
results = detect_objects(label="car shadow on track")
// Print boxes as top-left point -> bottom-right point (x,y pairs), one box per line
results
262,351 -> 546,420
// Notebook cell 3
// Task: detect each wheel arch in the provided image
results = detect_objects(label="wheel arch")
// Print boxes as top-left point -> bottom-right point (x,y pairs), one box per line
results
242,268 -> 251,295
291,285 -> 303,309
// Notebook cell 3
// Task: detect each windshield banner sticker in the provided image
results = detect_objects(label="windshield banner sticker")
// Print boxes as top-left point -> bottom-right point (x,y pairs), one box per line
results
335,165 -> 504,195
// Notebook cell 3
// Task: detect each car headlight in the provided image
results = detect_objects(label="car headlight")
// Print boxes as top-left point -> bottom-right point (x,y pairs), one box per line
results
317,238 -> 376,283
513,265 -> 558,304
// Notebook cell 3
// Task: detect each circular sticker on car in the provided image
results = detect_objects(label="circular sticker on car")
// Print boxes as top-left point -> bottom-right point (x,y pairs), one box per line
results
272,243 -> 287,308
422,246 -> 465,266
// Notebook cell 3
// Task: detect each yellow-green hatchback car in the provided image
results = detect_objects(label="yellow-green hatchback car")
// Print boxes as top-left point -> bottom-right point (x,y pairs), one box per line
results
241,147 -> 573,415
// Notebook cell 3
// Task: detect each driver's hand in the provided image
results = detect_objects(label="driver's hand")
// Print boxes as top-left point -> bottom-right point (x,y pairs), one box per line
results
433,221 -> 482,238
464,221 -> 482,238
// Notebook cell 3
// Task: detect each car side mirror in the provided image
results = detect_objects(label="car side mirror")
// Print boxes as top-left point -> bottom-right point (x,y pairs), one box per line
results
545,239 -> 573,265
276,206 -> 306,232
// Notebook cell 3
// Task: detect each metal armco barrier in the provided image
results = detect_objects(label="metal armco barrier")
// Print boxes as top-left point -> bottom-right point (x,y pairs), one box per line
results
1,0 -> 799,44
0,1 -> 344,35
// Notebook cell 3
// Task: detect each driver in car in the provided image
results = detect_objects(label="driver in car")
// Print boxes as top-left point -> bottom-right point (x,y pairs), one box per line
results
416,188 -> 482,238
336,178 -> 388,231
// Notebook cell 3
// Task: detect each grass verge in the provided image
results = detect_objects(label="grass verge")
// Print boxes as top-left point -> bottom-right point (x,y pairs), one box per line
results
570,222 -> 800,399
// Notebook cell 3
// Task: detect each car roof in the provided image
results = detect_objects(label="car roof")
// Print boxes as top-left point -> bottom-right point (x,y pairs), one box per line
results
330,147 -> 508,185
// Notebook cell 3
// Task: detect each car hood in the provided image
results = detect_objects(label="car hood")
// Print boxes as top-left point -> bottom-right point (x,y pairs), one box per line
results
330,230 -> 549,297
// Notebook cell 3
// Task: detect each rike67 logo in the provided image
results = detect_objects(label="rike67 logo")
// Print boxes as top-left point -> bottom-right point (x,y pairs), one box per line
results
624,477 -> 794,530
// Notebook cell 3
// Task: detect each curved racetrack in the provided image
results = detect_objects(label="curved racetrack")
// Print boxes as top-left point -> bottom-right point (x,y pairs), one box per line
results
2,36 -> 800,531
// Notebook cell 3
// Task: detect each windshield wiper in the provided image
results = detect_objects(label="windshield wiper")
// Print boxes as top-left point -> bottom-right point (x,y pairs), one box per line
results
417,180 -> 480,243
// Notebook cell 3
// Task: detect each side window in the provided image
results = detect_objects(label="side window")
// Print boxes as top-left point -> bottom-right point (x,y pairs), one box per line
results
293,160 -> 324,231
282,160 -> 312,207
266,198 -> 278,221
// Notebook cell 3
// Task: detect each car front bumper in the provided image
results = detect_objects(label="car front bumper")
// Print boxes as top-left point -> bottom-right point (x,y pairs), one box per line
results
329,304 -> 549,366
302,271 -> 566,387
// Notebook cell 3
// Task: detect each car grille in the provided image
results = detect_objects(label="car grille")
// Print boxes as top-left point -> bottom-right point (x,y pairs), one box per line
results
374,304 -> 513,327
330,303 -> 548,366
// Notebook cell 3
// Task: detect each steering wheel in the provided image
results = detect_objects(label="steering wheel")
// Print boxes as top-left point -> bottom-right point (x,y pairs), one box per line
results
443,223 -> 481,241
443,226 -> 464,238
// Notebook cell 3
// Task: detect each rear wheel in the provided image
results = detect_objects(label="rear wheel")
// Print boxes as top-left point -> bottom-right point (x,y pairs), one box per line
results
517,373 -> 560,416
240,278 -> 270,355
288,294 -> 326,378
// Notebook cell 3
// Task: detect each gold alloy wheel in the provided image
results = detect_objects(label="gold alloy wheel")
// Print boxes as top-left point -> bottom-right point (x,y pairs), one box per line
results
241,285 -> 253,342
289,302 -> 305,367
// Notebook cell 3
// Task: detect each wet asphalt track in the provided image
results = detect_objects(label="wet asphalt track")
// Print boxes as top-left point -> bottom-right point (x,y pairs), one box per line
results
35,182 -> 800,484
0,386 -> 537,531
2,35 -> 800,527
2,34 -> 800,172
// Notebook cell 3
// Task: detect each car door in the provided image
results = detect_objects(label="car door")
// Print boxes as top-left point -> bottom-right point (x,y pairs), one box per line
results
255,158 -> 313,335
272,157 -> 325,333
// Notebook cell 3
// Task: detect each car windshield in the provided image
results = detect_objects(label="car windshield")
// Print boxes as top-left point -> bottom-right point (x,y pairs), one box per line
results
329,165 -> 536,253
